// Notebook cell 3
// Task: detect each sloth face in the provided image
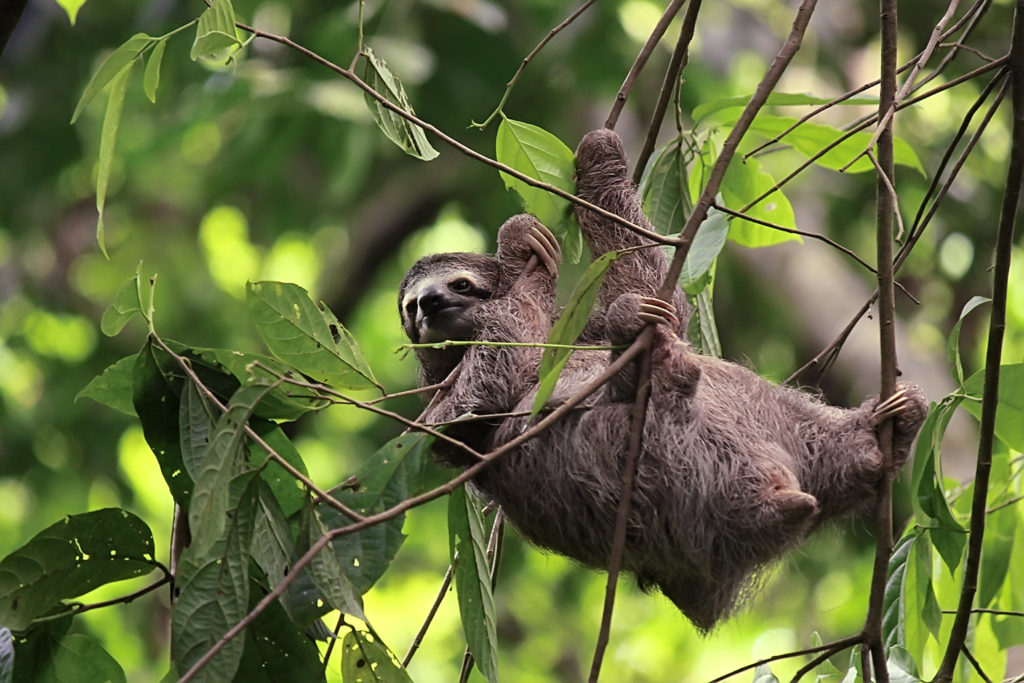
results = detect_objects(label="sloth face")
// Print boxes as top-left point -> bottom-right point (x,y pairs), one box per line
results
399,254 -> 499,344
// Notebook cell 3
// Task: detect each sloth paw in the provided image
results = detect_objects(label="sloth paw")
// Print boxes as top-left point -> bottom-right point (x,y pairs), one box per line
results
497,215 -> 561,277
637,297 -> 679,329
525,222 -> 562,277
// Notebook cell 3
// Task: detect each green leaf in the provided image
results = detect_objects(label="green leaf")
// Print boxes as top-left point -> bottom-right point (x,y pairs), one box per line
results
340,628 -> 413,683
752,664 -> 780,683
681,205 -> 729,288
297,503 -> 364,620
448,487 -> 498,683
691,91 -> 878,123
54,0 -> 88,26
247,281 -> 379,391
76,354 -> 137,416
143,39 -> 167,103
0,509 -> 156,630
70,34 -> 153,124
642,138 -> 693,235
179,378 -> 219,481
947,296 -> 990,387
719,155 -> 799,247
882,533 -> 913,649
905,534 -> 941,658
979,498 -> 1017,608
963,364 -> 1024,452
250,479 -> 294,588
322,432 -> 432,594
100,274 -> 144,336
532,251 -> 617,415
248,420 -> 308,517
95,62 -> 133,258
885,646 -> 919,683
357,47 -> 439,161
45,633 -> 128,683
133,340 -> 194,504
190,0 -> 242,62
237,586 -> 325,682
495,118 -> 575,231
188,382 -> 275,555
689,286 -> 722,357
172,473 -> 258,683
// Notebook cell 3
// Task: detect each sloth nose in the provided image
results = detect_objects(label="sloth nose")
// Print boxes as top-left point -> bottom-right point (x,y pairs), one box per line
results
418,287 -> 447,315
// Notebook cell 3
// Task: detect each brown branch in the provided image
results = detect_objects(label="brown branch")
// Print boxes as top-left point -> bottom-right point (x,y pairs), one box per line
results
632,0 -> 703,182
861,1 -> 899,679
790,640 -> 855,683
401,561 -> 454,667
961,645 -> 994,683
707,635 -> 861,683
933,2 -> 1024,679
31,569 -> 173,623
473,0 -> 596,130
606,0 -> 689,130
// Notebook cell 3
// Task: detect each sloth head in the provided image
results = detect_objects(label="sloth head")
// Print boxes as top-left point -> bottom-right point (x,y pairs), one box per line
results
398,253 -> 501,345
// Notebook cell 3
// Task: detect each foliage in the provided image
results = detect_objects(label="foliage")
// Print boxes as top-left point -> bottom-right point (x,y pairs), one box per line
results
2,0 -> 1024,681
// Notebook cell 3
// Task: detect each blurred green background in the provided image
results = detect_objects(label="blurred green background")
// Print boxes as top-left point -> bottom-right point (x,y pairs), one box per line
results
2,0 -> 1022,679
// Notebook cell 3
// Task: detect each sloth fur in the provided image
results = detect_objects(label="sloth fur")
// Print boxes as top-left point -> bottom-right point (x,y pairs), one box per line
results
398,129 -> 927,632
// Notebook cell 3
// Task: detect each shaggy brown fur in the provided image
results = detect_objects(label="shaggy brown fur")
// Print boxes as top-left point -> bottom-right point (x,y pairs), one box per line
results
398,129 -> 927,632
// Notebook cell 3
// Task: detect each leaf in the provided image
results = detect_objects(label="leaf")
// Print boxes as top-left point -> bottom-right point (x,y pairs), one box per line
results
947,296 -> 990,387
298,504 -> 365,620
752,664 -> 781,683
979,501 -> 1017,608
172,473 -> 258,683
691,91 -> 879,123
642,138 -> 692,235
885,646 -> 919,683
54,0 -> 87,25
178,378 -> 220,482
188,382 -> 276,555
448,487 -> 498,683
46,633 -> 128,683
495,118 -> 575,231
70,34 -> 153,124
95,62 -> 134,258
247,281 -> 379,391
250,480 -> 294,588
190,0 -> 242,62
532,251 -> 617,415
237,586 -> 325,682
248,420 -> 308,518
321,432 -> 432,594
357,47 -> 439,161
904,534 -> 941,659
132,340 -> 193,505
882,533 -> 913,649
143,39 -> 167,103
76,355 -> 137,416
681,205 -> 729,288
963,364 -> 1024,452
718,155 -> 799,247
689,286 -> 722,358
0,509 -> 156,630
340,628 -> 413,683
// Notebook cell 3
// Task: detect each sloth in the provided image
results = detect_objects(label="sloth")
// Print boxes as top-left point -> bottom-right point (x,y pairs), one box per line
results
398,129 -> 927,632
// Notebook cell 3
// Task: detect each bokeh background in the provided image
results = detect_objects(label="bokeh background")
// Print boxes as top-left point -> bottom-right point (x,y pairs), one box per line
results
2,0 -> 1022,679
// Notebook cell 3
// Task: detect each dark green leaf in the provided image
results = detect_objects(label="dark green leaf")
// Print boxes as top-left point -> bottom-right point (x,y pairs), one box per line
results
70,34 -> 153,124
44,633 -> 127,683
0,509 -> 156,630
237,585 -> 325,682
95,62 -> 133,258
9,616 -> 71,683
190,0 -> 242,62
76,355 -> 137,416
882,533 -> 913,649
448,487 -> 498,683
495,118 -> 575,230
250,479 -> 294,588
143,39 -> 167,103
248,420 -> 308,518
179,378 -> 218,481
689,287 -> 722,357
642,138 -> 692,235
963,364 -> 1024,452
322,432 -> 432,594
946,296 -> 989,387
172,473 -> 258,683
247,281 -> 379,391
358,47 -> 439,161
302,504 -> 364,620
340,628 -> 413,683
532,251 -> 617,416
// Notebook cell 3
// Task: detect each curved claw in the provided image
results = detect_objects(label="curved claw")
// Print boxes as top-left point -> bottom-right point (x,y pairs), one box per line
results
526,222 -> 562,277
870,388 -> 908,426
637,296 -> 678,328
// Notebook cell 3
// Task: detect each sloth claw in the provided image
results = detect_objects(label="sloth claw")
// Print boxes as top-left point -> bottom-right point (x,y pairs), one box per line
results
526,222 -> 561,276
637,297 -> 678,328
870,389 -> 908,426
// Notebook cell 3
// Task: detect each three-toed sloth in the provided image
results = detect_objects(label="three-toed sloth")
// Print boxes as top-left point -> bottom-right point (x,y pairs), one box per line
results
399,129 -> 927,632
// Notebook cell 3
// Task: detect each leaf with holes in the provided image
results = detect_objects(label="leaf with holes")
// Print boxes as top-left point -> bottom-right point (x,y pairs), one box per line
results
340,628 -> 413,683
0,509 -> 157,630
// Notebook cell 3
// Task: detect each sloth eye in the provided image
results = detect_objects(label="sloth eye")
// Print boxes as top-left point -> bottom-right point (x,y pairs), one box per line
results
449,278 -> 472,293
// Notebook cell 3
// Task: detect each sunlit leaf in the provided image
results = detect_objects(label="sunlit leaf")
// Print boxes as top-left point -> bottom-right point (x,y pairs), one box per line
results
448,487 -> 498,683
70,33 -> 153,124
532,251 -> 617,415
962,364 -> 1024,452
681,205 -> 729,288
0,509 -> 156,630
340,628 -> 413,683
172,474 -> 258,683
979,496 -> 1017,608
76,354 -> 137,416
54,0 -> 88,26
247,281 -> 380,391
718,155 -> 799,247
190,0 -> 242,62
358,47 -> 439,161
95,62 -> 134,258
495,118 -> 575,231
143,39 -> 167,103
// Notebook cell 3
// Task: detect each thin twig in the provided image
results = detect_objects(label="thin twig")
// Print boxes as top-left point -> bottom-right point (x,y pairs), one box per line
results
961,644 -> 994,683
707,635 -> 862,683
321,612 -> 347,671
402,561 -> 455,667
31,569 -> 173,623
472,0 -> 596,129
790,641 -> 853,683
606,0 -> 688,130
933,2 -> 1024,679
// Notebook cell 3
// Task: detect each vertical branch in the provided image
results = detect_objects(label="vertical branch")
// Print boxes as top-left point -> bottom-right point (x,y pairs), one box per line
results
862,0 -> 899,680
932,1 -> 1024,680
